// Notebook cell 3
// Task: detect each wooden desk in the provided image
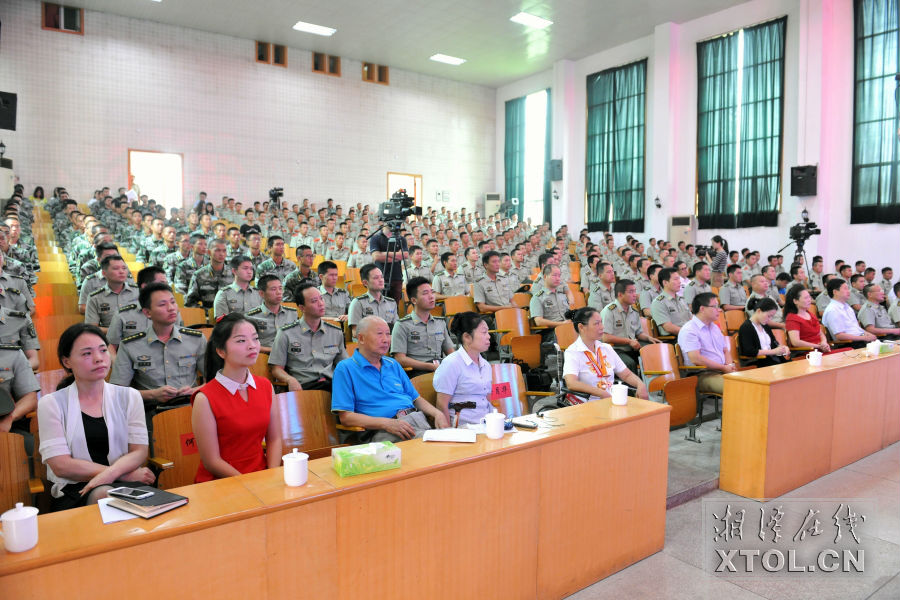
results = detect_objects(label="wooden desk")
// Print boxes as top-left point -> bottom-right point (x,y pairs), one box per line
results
1,399 -> 670,600
720,349 -> 900,501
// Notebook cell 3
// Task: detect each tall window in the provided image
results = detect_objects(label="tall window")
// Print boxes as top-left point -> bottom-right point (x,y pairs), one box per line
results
696,17 -> 786,229
505,89 -> 551,223
852,0 -> 899,224
585,59 -> 647,232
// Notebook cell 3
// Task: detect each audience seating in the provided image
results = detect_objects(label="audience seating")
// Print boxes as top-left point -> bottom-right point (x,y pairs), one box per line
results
638,344 -> 697,429
148,406 -> 199,490
275,390 -> 344,460
491,363 -> 554,414
0,432 -> 44,513
724,311 -> 746,334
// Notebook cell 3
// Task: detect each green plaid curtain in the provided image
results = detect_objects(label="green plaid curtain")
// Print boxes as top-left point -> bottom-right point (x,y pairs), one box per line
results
852,0 -> 900,224
585,60 -> 647,232
504,97 -> 526,221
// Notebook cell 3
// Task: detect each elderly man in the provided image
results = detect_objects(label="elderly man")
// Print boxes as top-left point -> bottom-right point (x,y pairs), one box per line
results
331,316 -> 448,443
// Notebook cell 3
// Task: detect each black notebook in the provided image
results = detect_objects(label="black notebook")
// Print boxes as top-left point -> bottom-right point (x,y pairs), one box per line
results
106,486 -> 189,519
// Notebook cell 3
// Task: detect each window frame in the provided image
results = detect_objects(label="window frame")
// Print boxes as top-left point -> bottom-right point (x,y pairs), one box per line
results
41,2 -> 84,36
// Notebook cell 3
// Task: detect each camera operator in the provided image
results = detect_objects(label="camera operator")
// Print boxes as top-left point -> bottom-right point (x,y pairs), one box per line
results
370,223 -> 409,304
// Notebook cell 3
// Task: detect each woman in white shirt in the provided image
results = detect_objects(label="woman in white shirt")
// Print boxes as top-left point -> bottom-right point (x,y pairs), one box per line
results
434,312 -> 492,426
562,307 -> 647,402
38,324 -> 155,512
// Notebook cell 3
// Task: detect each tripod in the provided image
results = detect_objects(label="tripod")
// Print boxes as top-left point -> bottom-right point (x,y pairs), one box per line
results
777,237 -> 811,278
367,221 -> 409,301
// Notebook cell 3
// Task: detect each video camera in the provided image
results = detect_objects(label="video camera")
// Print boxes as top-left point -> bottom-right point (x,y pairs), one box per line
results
694,245 -> 711,257
378,189 -> 421,223
268,187 -> 283,202
789,221 -> 821,242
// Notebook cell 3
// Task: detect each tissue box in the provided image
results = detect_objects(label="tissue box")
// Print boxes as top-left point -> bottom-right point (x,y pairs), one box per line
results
332,441 -> 402,477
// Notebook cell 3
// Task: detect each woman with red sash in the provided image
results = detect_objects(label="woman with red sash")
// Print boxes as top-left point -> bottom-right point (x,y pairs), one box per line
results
562,307 -> 648,402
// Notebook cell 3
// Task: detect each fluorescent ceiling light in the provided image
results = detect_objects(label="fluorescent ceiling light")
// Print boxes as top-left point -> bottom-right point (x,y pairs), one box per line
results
430,54 -> 466,66
292,20 -> 336,37
510,12 -> 553,29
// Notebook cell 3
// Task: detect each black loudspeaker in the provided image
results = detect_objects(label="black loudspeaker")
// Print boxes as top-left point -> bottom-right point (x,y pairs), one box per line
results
0,92 -> 16,131
790,165 -> 817,197
549,159 -> 563,181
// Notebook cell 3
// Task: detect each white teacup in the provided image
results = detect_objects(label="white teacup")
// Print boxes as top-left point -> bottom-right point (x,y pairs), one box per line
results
282,448 -> 309,487
483,412 -> 506,439
0,502 -> 38,553
806,350 -> 823,367
866,341 -> 882,357
610,383 -> 628,406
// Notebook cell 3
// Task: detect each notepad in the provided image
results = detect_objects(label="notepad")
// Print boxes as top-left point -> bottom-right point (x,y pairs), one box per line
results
422,429 -> 477,443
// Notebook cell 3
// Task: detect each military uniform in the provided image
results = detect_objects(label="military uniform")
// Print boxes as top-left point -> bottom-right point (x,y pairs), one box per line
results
0,307 -> 39,353
85,283 -> 140,328
683,279 -> 712,308
140,236 -> 165,263
246,251 -> 268,271
213,282 -> 259,319
529,286 -> 570,322
110,326 -> 207,411
888,300 -> 900,325
815,289 -> 832,314
312,237 -> 332,256
348,292 -> 398,337
347,251 -> 373,269
246,304 -> 298,347
290,233 -> 315,249
639,284 -> 661,313
174,255 -> 208,295
0,346 -> 39,401
718,281 -> 748,308
319,285 -> 351,318
390,312 -> 454,365
432,271 -> 467,297
859,300 -> 896,332
461,262 -> 486,284
185,264 -> 234,308
600,299 -> 643,371
403,263 -> 433,283
849,287 -> 866,309
508,264 -> 531,287
0,274 -> 32,313
163,251 -> 192,283
267,318 -> 347,385
325,246 -> 351,262
473,275 -> 513,307
588,282 -> 615,311
149,243 -> 178,268
283,269 -> 321,303
745,291 -> 784,323
256,257 -> 298,282
650,292 -> 691,331
107,303 -> 184,346
226,243 -> 249,260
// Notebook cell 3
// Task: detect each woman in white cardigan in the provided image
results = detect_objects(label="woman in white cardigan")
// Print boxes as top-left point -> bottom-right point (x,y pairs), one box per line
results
38,324 -> 155,511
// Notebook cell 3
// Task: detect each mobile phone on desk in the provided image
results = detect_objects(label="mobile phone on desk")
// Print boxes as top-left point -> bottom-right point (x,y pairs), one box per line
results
107,487 -> 154,500
511,417 -> 538,430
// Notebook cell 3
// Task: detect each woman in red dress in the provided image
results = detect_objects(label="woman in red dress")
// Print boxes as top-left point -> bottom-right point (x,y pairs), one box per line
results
192,313 -> 282,483
783,286 -> 848,354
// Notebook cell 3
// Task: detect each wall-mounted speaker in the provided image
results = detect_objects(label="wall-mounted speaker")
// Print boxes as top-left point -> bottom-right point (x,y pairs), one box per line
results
0,92 -> 16,131
790,165 -> 817,197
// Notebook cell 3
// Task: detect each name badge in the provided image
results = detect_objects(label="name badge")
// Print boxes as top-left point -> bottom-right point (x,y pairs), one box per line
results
489,382 -> 512,401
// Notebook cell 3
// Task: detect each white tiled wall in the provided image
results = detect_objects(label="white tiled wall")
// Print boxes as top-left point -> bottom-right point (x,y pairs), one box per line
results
0,0 -> 496,212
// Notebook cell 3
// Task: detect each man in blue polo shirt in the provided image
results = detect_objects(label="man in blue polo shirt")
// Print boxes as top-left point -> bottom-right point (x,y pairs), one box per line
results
332,315 -> 449,443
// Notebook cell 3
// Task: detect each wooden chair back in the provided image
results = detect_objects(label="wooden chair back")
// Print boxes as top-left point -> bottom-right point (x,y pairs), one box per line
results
442,295 -> 476,316
249,352 -> 271,379
345,268 -> 361,285
151,406 -> 200,490
489,363 -> 531,418
345,341 -> 358,355
410,372 -> 437,409
570,290 -> 586,309
332,260 -> 347,277
38,338 -> 62,371
638,343 -> 696,427
510,334 -> 543,368
715,311 -> 728,334
554,321 -> 578,350
568,261 -> 581,284
494,307 -> 530,343
180,307 -> 210,328
724,310 -> 746,333
276,390 -> 342,460
35,314 -> 83,340
772,328 -> 787,347
0,432 -> 43,512
37,369 -> 68,397
348,282 -> 367,297
512,293 -> 531,309
808,304 -> 818,318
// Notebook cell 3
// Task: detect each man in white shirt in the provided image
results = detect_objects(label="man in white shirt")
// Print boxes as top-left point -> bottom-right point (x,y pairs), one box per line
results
821,278 -> 876,348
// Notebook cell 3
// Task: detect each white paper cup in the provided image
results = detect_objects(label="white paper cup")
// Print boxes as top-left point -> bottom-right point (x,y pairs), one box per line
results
611,383 -> 628,406
483,412 -> 506,439
0,502 -> 39,552
866,341 -> 881,357
282,449 -> 309,487
806,350 -> 823,367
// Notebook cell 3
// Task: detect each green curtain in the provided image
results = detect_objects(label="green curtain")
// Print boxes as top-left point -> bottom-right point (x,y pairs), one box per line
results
585,59 -> 647,232
852,0 -> 899,224
504,97 -> 527,221
543,88 -> 553,225
697,32 -> 739,229
738,17 -> 786,227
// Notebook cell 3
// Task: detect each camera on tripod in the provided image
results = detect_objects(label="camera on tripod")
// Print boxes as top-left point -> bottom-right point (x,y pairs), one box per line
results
378,189 -> 422,223
789,221 -> 820,243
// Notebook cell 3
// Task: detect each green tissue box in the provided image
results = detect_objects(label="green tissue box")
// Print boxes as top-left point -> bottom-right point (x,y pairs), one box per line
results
332,441 -> 402,477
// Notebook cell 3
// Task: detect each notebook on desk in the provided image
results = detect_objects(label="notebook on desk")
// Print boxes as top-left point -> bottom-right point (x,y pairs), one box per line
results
105,486 -> 189,519
422,429 -> 477,443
